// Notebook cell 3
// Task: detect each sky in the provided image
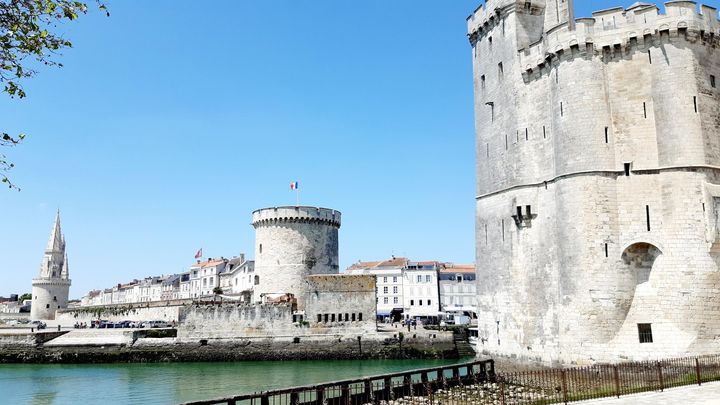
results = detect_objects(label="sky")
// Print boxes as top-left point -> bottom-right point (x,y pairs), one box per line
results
1,0 -> 717,298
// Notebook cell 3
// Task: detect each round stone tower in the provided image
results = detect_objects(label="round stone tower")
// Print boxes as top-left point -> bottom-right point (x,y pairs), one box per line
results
252,206 -> 341,307
31,211 -> 71,320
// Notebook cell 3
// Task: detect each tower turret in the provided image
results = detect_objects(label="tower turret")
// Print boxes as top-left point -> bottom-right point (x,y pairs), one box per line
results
31,211 -> 71,320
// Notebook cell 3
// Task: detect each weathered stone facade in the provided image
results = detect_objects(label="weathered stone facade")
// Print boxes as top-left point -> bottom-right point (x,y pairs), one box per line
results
252,206 -> 342,308
470,0 -> 720,364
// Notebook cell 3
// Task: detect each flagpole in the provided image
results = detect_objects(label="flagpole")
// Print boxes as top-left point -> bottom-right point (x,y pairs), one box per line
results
296,188 -> 300,206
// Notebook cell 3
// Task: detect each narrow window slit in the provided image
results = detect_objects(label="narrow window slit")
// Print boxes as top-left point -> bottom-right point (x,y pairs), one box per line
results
604,243 -> 609,258
646,205 -> 651,231
605,127 -> 609,144
694,96 -> 698,113
543,125 -> 546,139
643,102 -> 647,118
525,128 -> 528,141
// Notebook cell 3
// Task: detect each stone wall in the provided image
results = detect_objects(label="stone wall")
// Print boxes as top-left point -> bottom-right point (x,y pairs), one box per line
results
303,274 -> 377,334
56,303 -> 182,324
470,1 -> 720,365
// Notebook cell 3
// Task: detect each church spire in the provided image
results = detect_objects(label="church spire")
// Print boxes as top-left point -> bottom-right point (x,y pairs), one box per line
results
46,210 -> 63,253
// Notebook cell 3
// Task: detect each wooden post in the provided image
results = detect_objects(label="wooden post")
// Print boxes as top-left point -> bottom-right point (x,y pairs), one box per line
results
383,377 -> 392,400
613,365 -> 620,398
315,388 -> 324,405
341,384 -> 350,405
696,358 -> 702,386
657,362 -> 664,392
363,379 -> 372,403
561,370 -> 569,404
499,379 -> 506,405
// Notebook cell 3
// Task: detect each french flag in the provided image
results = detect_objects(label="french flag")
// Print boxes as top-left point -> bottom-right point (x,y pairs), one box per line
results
290,181 -> 299,190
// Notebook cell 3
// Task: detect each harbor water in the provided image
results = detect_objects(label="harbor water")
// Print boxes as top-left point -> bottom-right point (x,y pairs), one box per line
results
0,358 -> 470,405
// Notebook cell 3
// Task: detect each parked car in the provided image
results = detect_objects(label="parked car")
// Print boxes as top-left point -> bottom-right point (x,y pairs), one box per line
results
142,320 -> 170,328
29,320 -> 47,329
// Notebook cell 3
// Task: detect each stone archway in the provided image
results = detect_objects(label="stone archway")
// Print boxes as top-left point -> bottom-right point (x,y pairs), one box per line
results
620,242 -> 662,286
599,242 -> 663,340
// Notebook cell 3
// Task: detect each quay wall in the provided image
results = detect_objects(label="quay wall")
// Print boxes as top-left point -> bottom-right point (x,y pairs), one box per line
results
0,332 -> 458,363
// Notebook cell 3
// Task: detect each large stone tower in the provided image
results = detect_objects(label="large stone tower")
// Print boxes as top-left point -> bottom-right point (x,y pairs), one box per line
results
31,211 -> 71,320
252,206 -> 341,308
469,1 -> 720,364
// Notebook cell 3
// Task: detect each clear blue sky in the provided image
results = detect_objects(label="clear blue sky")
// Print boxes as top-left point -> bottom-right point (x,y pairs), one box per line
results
1,0 -> 714,298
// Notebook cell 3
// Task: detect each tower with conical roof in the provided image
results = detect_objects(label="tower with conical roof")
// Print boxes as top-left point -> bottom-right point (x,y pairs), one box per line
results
31,211 -> 71,320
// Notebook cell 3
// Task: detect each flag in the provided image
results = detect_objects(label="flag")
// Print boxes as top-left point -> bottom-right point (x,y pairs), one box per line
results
290,181 -> 299,190
194,248 -> 203,259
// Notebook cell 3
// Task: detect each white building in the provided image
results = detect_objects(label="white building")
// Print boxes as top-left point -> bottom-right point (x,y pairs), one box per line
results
189,258 -> 227,298
346,257 -> 406,320
402,261 -> 441,320
218,254 -> 255,298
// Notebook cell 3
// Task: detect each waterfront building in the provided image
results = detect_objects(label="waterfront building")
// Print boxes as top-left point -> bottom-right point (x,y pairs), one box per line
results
438,264 -> 477,310
30,211 -> 71,320
402,261 -> 441,321
346,257 -> 406,319
218,254 -> 255,298
189,258 -> 226,297
469,0 -> 720,363
161,274 -> 182,301
347,258 -> 456,322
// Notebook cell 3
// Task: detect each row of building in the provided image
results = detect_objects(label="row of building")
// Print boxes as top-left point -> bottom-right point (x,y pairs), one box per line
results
81,254 -> 256,306
80,255 -> 476,322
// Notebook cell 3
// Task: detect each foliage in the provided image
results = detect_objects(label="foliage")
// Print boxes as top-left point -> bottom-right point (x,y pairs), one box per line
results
213,286 -> 223,295
17,292 -> 31,302
0,0 -> 107,189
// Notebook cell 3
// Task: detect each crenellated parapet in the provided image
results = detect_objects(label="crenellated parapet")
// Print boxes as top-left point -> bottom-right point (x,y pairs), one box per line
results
252,206 -> 341,229
466,0 -> 522,44
517,2 -> 719,77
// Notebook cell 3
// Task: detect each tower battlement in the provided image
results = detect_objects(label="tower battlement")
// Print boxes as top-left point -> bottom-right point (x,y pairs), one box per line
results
517,2 -> 719,76
252,206 -> 341,228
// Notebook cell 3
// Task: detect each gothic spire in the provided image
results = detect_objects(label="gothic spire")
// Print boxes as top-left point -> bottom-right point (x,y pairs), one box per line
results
46,210 -> 63,253
61,253 -> 69,280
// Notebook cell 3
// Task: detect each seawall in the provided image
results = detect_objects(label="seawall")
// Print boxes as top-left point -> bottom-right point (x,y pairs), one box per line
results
0,332 -> 458,364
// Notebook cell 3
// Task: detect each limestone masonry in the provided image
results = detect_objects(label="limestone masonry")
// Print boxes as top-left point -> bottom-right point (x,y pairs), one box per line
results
31,212 -> 71,320
470,0 -> 720,364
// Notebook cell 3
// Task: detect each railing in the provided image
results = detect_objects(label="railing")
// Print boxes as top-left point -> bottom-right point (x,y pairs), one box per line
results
496,354 -> 720,404
181,354 -> 720,405
180,359 -> 496,405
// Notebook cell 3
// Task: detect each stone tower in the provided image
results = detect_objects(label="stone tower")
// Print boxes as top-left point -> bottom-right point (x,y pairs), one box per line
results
31,211 -> 71,320
252,206 -> 341,308
468,1 -> 720,364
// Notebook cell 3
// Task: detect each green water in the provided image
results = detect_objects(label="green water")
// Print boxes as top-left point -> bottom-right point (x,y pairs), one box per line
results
0,358 -> 469,405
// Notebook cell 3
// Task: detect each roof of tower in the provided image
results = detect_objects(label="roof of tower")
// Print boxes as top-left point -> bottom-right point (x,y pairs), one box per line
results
627,2 -> 655,10
45,210 -> 64,253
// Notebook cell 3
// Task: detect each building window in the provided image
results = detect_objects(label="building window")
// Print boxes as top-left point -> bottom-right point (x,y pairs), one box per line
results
419,300 -> 423,306
425,275 -> 432,282
498,62 -> 503,78
392,276 -> 397,283
393,286 -> 398,294
410,299 -> 414,305
416,275 -> 422,283
382,276 -> 387,283
383,286 -> 388,294
45,304 -> 49,309
712,75 -> 716,88
456,275 -> 463,283
358,313 -> 363,321
393,297 -> 399,304
427,300 -> 431,306
638,323 -> 653,343
383,297 -> 388,304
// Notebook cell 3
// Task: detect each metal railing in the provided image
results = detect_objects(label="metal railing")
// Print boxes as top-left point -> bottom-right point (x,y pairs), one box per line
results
180,359 -> 496,405
495,354 -> 720,404
181,354 -> 720,405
